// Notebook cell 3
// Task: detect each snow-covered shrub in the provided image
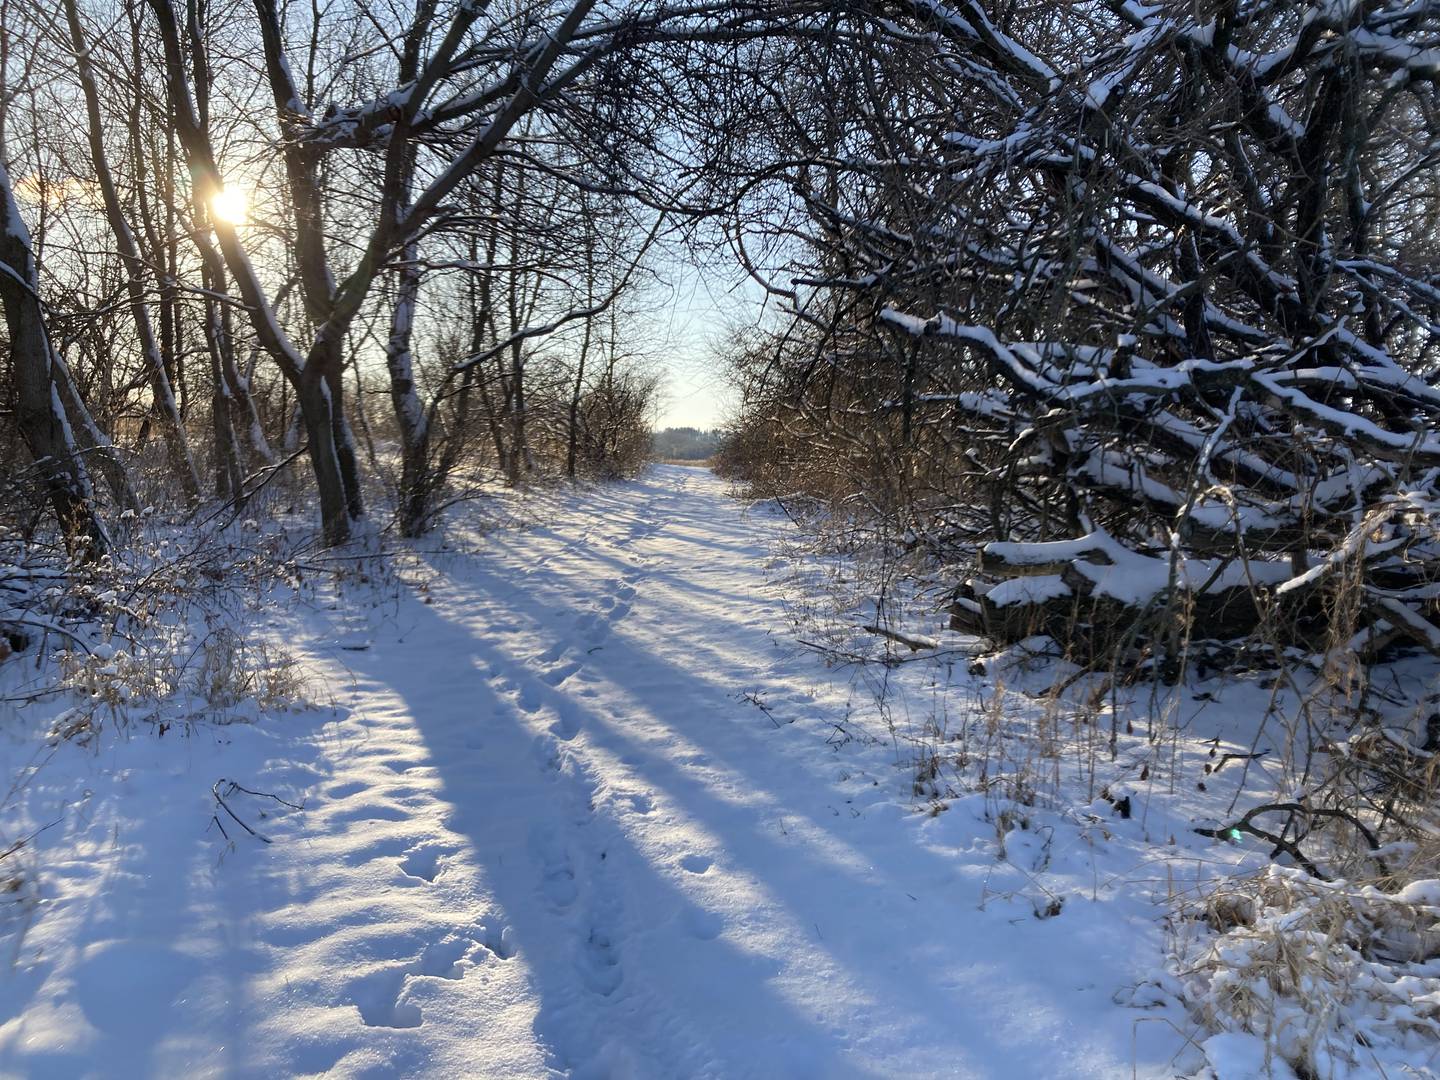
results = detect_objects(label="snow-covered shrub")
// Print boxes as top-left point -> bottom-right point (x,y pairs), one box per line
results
191,627 -> 303,714
1,513 -> 312,744
1176,866 -> 1440,1079
53,626 -> 303,737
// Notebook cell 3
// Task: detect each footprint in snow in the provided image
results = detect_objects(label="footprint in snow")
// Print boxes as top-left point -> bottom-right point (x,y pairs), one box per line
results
679,853 -> 712,874
580,926 -> 622,996
415,939 -> 471,979
530,827 -> 579,909
680,907 -> 724,941
398,844 -> 450,883
351,968 -> 423,1029
478,922 -> 517,960
531,734 -> 563,774
549,707 -> 583,741
348,935 -> 477,1029
542,660 -> 582,687
626,792 -> 654,815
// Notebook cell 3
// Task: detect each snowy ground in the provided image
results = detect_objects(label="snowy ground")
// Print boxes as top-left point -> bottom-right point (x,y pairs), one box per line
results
5,465 -> 1411,1078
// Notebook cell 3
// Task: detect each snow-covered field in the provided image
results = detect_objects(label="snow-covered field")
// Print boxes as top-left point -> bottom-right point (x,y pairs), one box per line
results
0,466 -> 1433,1078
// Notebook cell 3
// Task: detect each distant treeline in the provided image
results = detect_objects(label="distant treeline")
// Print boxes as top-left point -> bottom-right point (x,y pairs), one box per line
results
651,428 -> 723,461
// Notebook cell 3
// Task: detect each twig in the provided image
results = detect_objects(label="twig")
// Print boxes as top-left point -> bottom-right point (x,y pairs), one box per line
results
223,780 -> 303,811
738,690 -> 782,728
1195,801 -> 1386,879
0,818 -> 61,862
210,778 -> 304,845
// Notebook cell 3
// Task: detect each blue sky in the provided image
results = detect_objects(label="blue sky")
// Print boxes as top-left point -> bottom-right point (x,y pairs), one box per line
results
651,263 -> 758,430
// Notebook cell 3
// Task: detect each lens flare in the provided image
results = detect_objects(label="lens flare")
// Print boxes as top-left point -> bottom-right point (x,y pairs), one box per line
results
210,186 -> 248,226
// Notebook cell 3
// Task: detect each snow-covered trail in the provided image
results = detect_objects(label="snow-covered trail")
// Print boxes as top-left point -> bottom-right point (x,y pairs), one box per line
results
2,466 -> 1169,1079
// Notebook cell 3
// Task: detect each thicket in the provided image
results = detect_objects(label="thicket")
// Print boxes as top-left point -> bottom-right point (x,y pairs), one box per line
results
712,4 -> 1440,1065
651,427 -> 723,460
718,0 -> 1440,692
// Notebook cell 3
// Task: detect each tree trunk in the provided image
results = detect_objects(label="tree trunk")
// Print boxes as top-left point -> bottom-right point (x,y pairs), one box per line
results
296,367 -> 352,546
52,353 -> 139,513
219,296 -> 275,468
323,348 -> 364,520
148,0 -> 352,541
199,241 -> 245,501
0,161 -> 109,554
385,238 -> 433,536
64,0 -> 200,501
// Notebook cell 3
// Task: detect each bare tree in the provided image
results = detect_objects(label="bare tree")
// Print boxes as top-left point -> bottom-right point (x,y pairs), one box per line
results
61,0 -> 200,501
143,0 -> 615,543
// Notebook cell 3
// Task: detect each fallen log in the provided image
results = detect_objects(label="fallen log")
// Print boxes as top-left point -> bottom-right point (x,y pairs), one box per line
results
954,530 -> 1345,659
860,624 -> 941,652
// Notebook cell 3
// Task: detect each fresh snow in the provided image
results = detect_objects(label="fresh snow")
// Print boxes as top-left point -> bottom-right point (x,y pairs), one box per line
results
0,466 -> 1327,1078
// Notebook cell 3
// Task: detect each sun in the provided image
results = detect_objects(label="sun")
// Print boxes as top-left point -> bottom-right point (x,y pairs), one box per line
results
210,185 -> 248,226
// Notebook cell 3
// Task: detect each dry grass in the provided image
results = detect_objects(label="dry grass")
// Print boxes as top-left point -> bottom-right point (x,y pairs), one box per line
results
1172,863 -> 1440,1077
